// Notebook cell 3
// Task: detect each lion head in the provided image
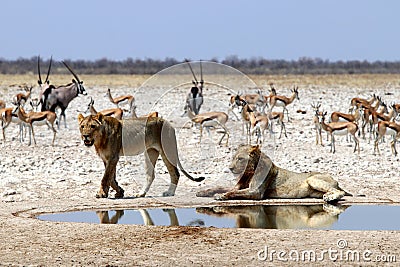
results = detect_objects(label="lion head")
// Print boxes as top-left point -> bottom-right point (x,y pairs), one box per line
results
229,144 -> 261,175
77,113 -> 104,147
229,144 -> 275,179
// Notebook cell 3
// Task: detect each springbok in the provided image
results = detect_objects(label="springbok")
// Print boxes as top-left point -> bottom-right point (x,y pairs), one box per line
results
349,94 -> 377,113
86,97 -> 123,120
41,61 -> 87,128
318,111 -> 360,154
0,100 -> 5,109
242,89 -> 268,111
311,103 -> 324,146
185,59 -> 204,115
374,120 -> 400,156
106,88 -> 135,111
330,105 -> 363,141
15,104 -> 57,146
183,105 -> 229,146
130,105 -> 159,119
268,86 -> 299,122
0,107 -> 20,142
13,85 -> 33,106
235,97 -> 258,143
227,94 -> 243,120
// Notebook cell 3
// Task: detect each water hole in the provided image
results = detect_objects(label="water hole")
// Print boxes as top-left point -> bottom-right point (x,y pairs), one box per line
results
37,204 -> 400,230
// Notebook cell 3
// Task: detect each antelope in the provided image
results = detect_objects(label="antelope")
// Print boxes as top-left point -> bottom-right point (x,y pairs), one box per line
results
227,94 -> 242,121
359,96 -> 383,139
41,61 -> 87,128
367,101 -> 388,141
0,107 -> 20,142
250,110 -> 287,143
0,100 -> 5,109
13,85 -> 33,106
267,111 -> 287,139
331,105 -> 363,124
374,120 -> 400,156
330,105 -> 363,141
250,114 -> 270,144
15,104 -> 57,146
349,94 -> 377,113
106,88 -> 135,110
268,86 -> 299,121
130,105 -> 159,119
311,103 -> 324,146
318,111 -> 360,154
183,104 -> 229,146
86,97 -> 123,120
371,103 -> 398,123
235,97 -> 257,143
185,59 -> 204,115
393,103 -> 400,114
242,89 -> 268,111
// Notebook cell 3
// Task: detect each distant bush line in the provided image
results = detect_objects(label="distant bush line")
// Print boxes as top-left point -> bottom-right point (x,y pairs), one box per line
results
1,56 -> 400,75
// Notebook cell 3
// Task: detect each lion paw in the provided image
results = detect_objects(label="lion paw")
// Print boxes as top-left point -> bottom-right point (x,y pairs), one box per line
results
134,191 -> 146,198
323,190 -> 345,203
214,193 -> 227,201
96,191 -> 108,198
323,203 -> 346,215
114,188 -> 124,199
162,191 -> 175,197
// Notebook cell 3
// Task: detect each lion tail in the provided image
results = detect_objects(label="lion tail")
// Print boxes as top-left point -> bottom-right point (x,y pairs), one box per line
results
177,161 -> 205,182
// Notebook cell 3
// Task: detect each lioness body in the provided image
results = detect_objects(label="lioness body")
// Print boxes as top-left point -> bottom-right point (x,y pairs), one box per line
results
197,144 -> 348,202
78,113 -> 204,198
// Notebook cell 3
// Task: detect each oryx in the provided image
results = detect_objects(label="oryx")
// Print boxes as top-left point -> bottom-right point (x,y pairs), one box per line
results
185,59 -> 204,115
41,61 -> 87,128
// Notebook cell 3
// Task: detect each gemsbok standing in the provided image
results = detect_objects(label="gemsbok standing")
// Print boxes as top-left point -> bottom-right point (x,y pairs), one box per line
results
41,61 -> 87,128
185,59 -> 204,115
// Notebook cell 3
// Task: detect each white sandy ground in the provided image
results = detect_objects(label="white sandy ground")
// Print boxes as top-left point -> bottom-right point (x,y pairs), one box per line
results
0,74 -> 400,266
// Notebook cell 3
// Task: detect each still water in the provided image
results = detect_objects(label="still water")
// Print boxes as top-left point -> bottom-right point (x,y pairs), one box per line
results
38,204 -> 400,230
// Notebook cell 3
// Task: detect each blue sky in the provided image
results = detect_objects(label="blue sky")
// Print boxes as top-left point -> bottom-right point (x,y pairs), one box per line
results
1,0 -> 399,61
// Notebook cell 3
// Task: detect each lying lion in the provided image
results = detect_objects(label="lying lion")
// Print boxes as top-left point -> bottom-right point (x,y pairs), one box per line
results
197,144 -> 350,202
78,113 -> 204,198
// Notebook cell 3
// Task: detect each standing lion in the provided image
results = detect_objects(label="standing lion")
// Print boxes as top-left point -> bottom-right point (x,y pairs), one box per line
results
78,113 -> 204,198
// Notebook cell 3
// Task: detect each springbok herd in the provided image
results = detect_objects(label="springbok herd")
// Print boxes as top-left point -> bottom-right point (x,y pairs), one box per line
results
1,60 -> 400,158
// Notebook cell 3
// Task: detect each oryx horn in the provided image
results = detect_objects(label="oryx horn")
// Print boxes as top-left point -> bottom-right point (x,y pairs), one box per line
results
44,56 -> 52,84
185,59 -> 198,83
37,55 -> 42,85
62,61 -> 81,83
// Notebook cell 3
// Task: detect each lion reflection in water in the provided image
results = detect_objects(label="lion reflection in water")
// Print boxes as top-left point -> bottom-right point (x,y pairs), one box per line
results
196,204 -> 346,229
96,209 -> 204,226
95,205 -> 345,229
